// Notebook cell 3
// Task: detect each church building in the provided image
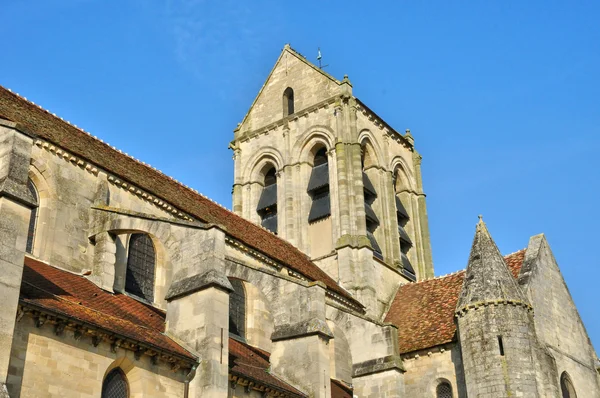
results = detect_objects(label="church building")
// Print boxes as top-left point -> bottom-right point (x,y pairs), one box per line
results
0,44 -> 598,397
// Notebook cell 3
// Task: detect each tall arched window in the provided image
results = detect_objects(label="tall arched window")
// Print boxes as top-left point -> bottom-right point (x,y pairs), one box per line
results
229,278 -> 246,340
102,368 -> 129,398
307,148 -> 331,222
257,167 -> 278,234
125,234 -> 156,302
283,87 -> 294,116
560,372 -> 577,398
26,179 -> 39,254
436,382 -> 453,398
361,146 -> 381,258
393,174 -> 415,281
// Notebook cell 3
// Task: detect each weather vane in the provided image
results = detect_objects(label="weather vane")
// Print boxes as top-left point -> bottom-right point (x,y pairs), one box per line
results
317,47 -> 329,69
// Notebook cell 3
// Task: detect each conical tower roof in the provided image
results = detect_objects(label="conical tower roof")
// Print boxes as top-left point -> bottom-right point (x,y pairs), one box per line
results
456,217 -> 527,311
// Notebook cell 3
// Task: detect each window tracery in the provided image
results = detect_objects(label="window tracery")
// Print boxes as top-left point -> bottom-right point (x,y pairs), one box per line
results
436,382 -> 452,398
229,278 -> 246,339
102,368 -> 129,398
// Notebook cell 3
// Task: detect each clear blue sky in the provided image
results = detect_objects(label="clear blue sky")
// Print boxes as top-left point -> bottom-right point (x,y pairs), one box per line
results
2,1 -> 599,352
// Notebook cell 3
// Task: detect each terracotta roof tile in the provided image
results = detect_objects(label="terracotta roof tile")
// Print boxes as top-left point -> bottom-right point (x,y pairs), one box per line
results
331,379 -> 353,398
229,338 -> 307,397
0,86 -> 360,309
384,250 -> 526,354
21,256 -> 195,361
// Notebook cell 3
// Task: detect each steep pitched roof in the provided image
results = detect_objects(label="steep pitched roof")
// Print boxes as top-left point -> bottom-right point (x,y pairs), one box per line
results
20,256 -> 196,361
229,338 -> 307,397
0,86 -> 361,309
384,250 -> 526,354
456,218 -> 527,310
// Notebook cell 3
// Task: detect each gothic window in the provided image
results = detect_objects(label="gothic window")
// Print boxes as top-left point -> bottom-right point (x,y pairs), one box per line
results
101,368 -> 129,398
362,147 -> 381,258
257,167 -> 278,234
229,278 -> 246,339
436,382 -> 453,398
283,87 -> 294,116
560,372 -> 577,398
26,179 -> 39,254
125,233 -> 156,302
307,148 -> 331,222
394,174 -> 415,281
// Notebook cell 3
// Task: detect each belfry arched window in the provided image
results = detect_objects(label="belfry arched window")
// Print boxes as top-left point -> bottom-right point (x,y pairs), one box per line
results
362,146 -> 382,258
26,179 -> 39,254
393,174 -> 415,281
229,278 -> 246,340
283,87 -> 294,116
307,148 -> 331,222
125,233 -> 156,302
436,381 -> 453,398
257,167 -> 278,234
560,372 -> 577,398
102,368 -> 129,398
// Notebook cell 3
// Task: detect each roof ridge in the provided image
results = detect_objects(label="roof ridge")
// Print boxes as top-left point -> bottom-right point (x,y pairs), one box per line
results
2,87 -> 232,212
409,249 -> 527,285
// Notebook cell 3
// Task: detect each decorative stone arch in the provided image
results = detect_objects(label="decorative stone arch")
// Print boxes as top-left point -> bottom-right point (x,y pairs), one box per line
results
94,216 -> 175,308
390,157 -> 417,192
358,130 -> 385,169
244,147 -> 285,184
431,377 -> 455,398
560,371 -> 577,398
27,163 -> 55,258
291,126 -> 335,164
229,277 -> 275,352
326,320 -> 353,384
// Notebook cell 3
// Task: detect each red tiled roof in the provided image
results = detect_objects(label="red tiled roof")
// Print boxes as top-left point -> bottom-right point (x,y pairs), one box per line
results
331,379 -> 353,398
384,250 -> 526,354
229,338 -> 307,397
0,86 -> 360,309
20,256 -> 195,361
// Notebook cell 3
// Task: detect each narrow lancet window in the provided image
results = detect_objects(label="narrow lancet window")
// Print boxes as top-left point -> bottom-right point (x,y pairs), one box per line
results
125,233 -> 156,302
283,87 -> 294,116
229,278 -> 246,340
394,174 -> 415,281
26,179 -> 39,254
257,167 -> 278,234
102,368 -> 129,398
362,148 -> 381,258
560,372 -> 577,398
307,148 -> 331,222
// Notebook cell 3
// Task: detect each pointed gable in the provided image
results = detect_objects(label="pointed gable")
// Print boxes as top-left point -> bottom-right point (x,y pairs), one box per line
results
456,218 -> 527,311
236,45 -> 342,136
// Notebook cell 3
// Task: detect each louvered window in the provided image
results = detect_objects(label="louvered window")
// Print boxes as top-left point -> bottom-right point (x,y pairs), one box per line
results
308,148 -> 331,223
257,167 -> 278,234
363,171 -> 381,257
102,368 -> 129,398
26,179 -> 38,254
125,234 -> 156,302
229,279 -> 246,339
395,195 -> 415,280
436,382 -> 453,398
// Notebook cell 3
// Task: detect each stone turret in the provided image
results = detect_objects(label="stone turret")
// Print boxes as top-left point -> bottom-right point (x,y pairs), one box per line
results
455,217 -> 540,397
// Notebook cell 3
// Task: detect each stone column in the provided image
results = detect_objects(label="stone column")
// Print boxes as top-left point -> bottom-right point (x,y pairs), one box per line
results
412,151 -> 434,279
0,123 -> 36,397
165,227 -> 232,398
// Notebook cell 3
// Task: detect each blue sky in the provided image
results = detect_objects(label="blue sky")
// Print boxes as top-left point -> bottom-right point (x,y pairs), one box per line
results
2,1 -> 599,352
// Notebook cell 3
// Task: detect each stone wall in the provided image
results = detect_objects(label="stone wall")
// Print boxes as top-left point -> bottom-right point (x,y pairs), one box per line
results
7,316 -> 185,398
520,234 -> 600,396
402,344 -> 466,398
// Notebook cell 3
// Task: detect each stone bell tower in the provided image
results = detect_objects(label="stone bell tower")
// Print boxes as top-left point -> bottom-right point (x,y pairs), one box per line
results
230,44 -> 434,315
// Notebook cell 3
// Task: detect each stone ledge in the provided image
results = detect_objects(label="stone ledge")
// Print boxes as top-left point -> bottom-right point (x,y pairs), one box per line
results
352,355 -> 405,377
0,178 -> 37,208
165,269 -> 233,301
271,319 -> 333,342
